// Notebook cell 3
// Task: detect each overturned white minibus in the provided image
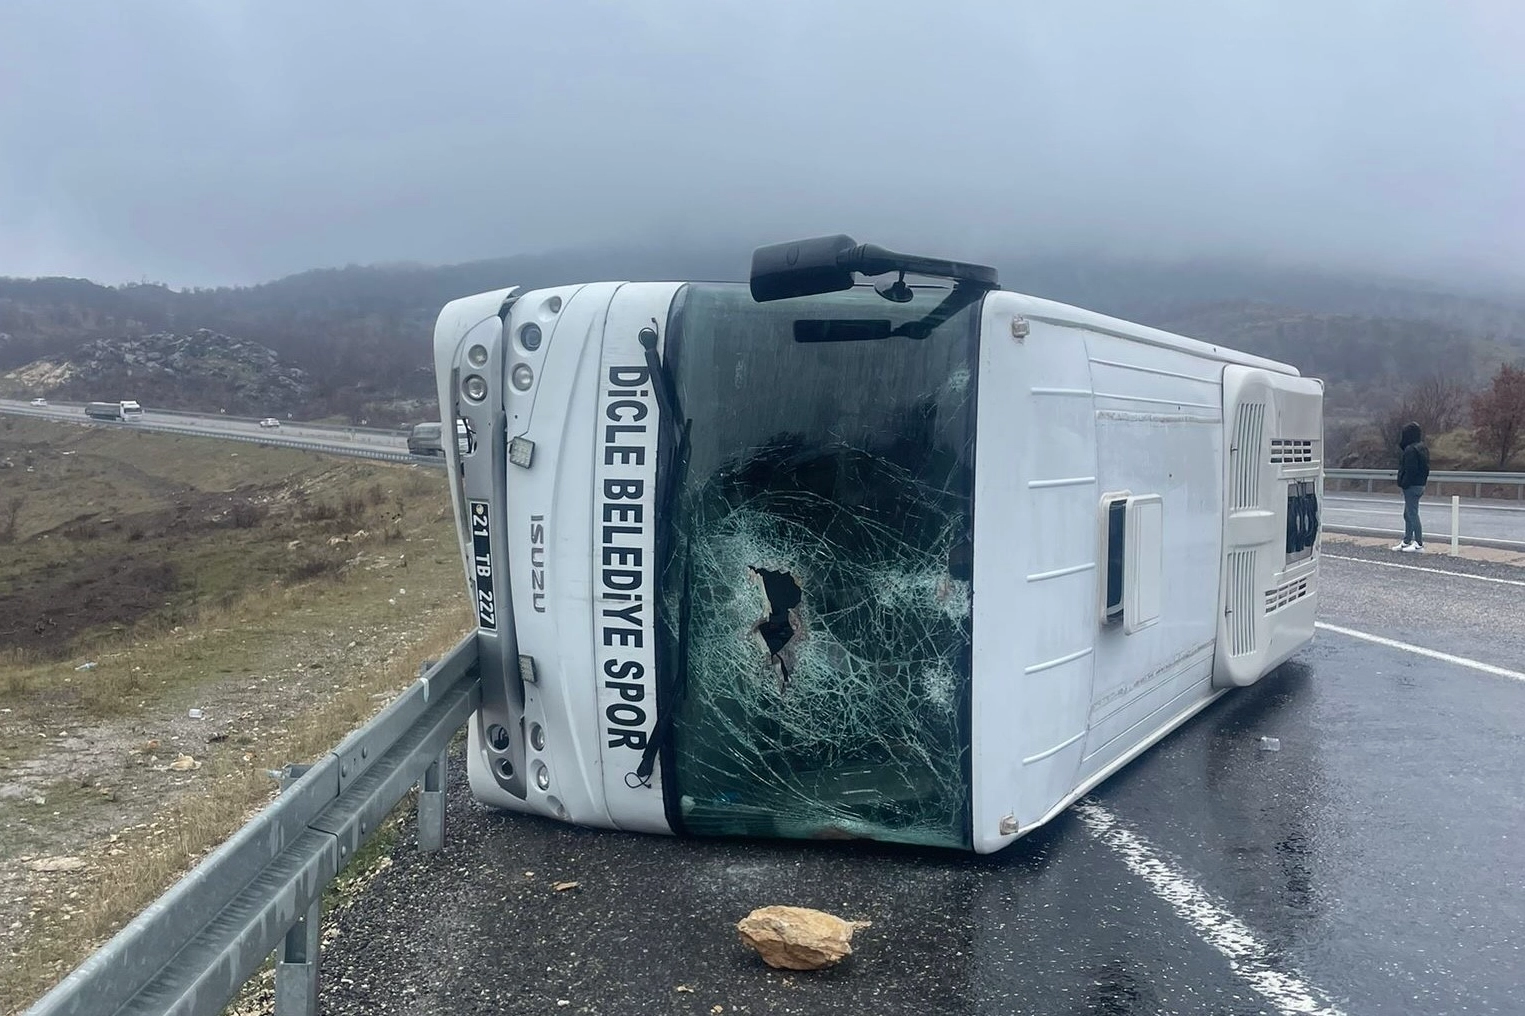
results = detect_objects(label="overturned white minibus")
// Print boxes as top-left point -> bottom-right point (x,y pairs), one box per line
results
432,236 -> 1322,853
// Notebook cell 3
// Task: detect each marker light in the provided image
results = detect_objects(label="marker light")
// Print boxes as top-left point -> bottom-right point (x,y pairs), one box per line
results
530,723 -> 546,752
467,343 -> 489,367
519,323 -> 542,351
463,374 -> 488,402
533,762 -> 551,791
511,363 -> 534,391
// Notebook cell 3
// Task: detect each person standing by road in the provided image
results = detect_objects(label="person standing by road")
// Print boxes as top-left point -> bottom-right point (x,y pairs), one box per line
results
1394,421 -> 1430,552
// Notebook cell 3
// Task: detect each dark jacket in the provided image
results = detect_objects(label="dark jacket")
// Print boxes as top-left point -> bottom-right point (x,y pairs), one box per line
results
1397,422 -> 1430,489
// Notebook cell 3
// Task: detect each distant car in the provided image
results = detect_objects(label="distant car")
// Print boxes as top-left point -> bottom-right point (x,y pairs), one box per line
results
30,397 -> 47,407
258,418 -> 281,428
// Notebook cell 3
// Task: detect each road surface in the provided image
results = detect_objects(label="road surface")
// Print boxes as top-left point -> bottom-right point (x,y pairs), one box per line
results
312,545 -> 1525,1016
1323,493 -> 1525,549
0,397 -> 424,463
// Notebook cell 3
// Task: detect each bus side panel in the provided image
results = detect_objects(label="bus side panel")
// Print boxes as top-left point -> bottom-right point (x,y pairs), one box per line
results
1078,333 -> 1224,780
971,296 -> 1099,853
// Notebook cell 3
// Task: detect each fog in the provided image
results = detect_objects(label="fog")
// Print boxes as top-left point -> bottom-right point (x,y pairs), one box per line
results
1,0 -> 1521,289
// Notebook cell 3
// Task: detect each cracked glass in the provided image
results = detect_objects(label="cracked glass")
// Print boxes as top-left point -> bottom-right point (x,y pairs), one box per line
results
657,282 -> 981,849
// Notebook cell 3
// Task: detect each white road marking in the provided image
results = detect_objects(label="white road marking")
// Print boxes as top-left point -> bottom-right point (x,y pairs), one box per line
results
1322,554 -> 1525,587
1074,801 -> 1349,1016
1325,496 -> 1525,514
1315,622 -> 1525,683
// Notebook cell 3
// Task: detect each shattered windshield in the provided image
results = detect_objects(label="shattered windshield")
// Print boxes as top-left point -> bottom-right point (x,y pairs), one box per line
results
657,282 -> 980,849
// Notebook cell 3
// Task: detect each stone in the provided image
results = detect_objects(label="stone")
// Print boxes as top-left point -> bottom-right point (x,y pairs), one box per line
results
28,856 -> 86,873
736,905 -> 869,970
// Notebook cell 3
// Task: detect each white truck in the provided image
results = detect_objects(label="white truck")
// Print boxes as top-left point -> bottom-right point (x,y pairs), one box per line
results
431,236 -> 1323,853
83,400 -> 144,422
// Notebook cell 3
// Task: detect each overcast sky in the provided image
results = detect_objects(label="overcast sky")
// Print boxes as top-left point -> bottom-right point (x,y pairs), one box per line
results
1,1 -> 1521,289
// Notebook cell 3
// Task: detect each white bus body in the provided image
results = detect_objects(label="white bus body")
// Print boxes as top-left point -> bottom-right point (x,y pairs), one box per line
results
432,240 -> 1322,854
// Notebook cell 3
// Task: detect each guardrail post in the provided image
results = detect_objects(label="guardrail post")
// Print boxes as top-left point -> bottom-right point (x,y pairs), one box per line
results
1451,495 -> 1460,556
275,899 -> 322,1016
273,763 -> 321,1016
418,748 -> 448,852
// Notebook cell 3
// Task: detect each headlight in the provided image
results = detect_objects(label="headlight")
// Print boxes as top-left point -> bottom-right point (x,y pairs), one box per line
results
463,374 -> 488,402
511,363 -> 534,392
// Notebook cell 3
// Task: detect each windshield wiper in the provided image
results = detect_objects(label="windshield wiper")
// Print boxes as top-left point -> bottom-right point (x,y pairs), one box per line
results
792,284 -> 987,344
633,323 -> 692,787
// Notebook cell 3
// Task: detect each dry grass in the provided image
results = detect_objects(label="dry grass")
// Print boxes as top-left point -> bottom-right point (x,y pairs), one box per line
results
3,612 -> 473,1013
0,419 -> 477,1013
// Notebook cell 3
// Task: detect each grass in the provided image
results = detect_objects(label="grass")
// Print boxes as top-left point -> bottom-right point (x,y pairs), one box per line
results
0,415 -> 451,696
3,601 -> 474,1012
0,419 -> 477,1012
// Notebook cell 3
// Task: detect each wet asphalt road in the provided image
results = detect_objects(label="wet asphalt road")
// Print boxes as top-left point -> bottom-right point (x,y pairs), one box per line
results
1323,494 -> 1525,547
318,545 -> 1525,1016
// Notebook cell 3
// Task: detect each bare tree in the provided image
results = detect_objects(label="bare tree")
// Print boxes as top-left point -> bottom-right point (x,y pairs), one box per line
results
1407,373 -> 1468,436
1471,364 -> 1525,468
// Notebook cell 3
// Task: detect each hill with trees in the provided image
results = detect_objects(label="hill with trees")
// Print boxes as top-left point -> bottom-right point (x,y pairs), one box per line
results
3,246 -> 1523,448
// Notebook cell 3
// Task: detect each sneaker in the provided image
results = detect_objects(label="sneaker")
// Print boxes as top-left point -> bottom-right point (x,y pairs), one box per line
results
1393,541 -> 1413,551
1400,543 -> 1423,553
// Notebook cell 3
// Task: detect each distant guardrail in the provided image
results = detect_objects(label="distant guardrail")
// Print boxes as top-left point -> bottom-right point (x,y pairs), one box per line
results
148,407 -> 408,437
1324,468 -> 1525,500
22,637 -> 482,1016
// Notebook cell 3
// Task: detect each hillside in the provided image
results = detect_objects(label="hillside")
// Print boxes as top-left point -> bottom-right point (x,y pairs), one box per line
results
1,329 -> 314,416
3,247 -> 1524,425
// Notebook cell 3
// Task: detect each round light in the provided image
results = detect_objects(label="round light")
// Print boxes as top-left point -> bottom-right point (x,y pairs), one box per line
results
463,374 -> 488,402
494,758 -> 514,781
546,296 -> 562,315
519,323 -> 542,351
467,343 -> 489,367
511,363 -> 534,391
533,762 -> 551,791
530,723 -> 546,752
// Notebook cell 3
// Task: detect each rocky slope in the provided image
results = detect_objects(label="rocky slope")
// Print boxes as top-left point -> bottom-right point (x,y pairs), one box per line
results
3,329 -> 313,415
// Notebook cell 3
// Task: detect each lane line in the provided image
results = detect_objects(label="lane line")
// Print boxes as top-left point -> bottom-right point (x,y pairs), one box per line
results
1322,554 -> 1525,588
1314,622 -> 1525,683
1074,801 -> 1348,1016
1326,496 -> 1525,515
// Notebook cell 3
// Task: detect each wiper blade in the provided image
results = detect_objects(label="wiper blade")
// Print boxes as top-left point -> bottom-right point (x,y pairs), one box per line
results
632,322 -> 692,787
791,285 -> 986,344
886,284 -> 986,340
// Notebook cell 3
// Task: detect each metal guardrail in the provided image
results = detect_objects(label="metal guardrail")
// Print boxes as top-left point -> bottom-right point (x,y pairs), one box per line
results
144,407 -> 407,437
1325,468 -> 1525,499
22,636 -> 482,1016
0,402 -> 438,466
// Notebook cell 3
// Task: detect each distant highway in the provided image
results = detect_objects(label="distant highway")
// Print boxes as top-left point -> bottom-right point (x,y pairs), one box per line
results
0,397 -> 430,464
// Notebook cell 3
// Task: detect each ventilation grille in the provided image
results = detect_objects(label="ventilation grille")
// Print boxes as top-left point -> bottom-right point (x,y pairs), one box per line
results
1265,577 -> 1310,613
1271,438 -> 1315,464
1231,403 -> 1266,509
1227,550 -> 1258,657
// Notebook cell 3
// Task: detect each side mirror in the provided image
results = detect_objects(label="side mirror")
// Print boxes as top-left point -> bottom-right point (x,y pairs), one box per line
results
749,234 -> 859,303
